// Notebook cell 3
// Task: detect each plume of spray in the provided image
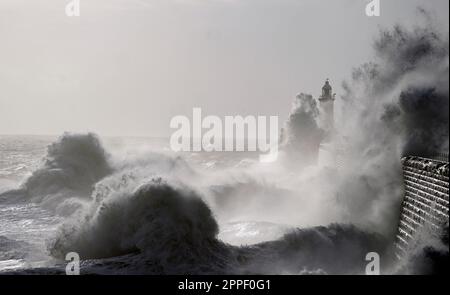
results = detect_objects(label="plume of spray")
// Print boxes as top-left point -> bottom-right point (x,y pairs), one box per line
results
280,93 -> 324,169
277,9 -> 448,270
334,10 -> 449,272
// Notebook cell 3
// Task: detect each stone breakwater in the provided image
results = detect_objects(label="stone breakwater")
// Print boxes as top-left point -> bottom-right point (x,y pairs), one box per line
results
395,156 -> 449,259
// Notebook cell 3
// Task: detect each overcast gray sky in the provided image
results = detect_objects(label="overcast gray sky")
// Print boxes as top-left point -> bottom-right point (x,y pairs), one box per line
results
0,0 -> 448,137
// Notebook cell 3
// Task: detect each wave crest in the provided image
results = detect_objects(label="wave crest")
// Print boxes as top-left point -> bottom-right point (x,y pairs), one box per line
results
49,177 -> 220,264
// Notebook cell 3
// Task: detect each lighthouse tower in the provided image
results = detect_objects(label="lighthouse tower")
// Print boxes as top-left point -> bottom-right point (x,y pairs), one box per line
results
317,79 -> 338,168
318,79 -> 335,137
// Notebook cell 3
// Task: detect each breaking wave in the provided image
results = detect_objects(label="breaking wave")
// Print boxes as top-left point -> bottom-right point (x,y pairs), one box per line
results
49,177 -> 222,261
0,133 -> 112,214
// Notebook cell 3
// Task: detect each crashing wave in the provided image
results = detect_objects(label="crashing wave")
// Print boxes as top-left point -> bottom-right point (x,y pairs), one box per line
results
0,133 -> 112,214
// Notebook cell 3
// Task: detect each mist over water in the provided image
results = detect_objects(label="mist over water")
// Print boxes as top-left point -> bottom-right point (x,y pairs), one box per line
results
0,13 -> 448,274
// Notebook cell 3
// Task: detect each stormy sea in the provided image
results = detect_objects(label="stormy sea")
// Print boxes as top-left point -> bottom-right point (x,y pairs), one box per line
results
0,17 -> 448,275
0,134 -> 393,275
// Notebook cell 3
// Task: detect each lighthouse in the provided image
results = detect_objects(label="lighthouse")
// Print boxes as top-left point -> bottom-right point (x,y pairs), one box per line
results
317,79 -> 338,167
318,79 -> 335,137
